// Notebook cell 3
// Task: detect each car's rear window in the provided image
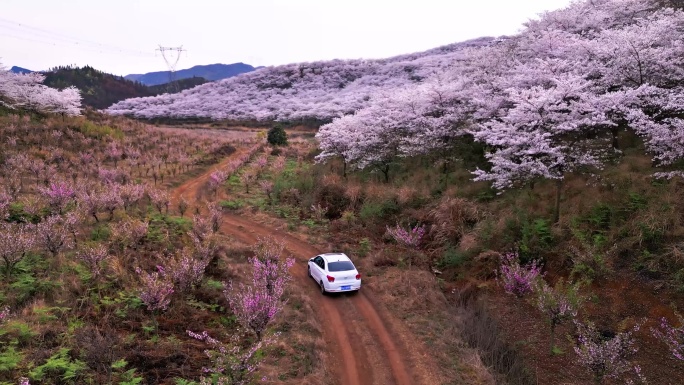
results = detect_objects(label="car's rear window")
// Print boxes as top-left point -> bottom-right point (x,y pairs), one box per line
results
328,261 -> 355,272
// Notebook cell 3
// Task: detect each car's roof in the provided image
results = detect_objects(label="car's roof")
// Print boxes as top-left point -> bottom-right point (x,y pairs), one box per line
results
319,253 -> 351,262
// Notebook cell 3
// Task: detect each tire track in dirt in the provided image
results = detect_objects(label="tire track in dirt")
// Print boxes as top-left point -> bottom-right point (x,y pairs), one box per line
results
220,214 -> 414,385
170,150 -> 431,385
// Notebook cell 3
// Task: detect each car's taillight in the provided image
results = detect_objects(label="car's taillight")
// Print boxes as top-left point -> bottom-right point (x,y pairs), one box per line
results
326,275 -> 335,282
356,273 -> 361,280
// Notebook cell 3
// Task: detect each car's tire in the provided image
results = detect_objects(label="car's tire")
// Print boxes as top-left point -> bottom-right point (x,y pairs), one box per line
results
307,266 -> 312,278
319,281 -> 326,295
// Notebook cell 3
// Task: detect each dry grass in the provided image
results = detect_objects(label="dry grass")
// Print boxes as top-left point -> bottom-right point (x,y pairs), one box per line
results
366,265 -> 499,384
427,196 -> 482,246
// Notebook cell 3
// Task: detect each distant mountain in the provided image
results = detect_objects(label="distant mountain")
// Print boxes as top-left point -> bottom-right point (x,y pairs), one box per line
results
10,66 -> 33,74
43,65 -> 208,109
124,63 -> 255,86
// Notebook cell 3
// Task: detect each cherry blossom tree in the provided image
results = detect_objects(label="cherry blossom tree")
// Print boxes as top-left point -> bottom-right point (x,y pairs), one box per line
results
0,64 -> 81,115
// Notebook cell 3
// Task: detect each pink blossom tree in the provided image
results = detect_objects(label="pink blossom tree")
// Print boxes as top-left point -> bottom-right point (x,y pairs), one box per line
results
0,189 -> 11,220
208,170 -> 228,197
652,313 -> 684,361
110,218 -> 148,252
119,184 -> 145,213
191,214 -> 212,243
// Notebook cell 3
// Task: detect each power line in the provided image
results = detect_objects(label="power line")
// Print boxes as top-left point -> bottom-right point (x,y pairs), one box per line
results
0,17 -> 155,57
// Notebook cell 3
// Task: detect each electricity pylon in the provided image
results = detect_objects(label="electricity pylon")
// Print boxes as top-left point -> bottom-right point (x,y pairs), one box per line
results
156,45 -> 186,92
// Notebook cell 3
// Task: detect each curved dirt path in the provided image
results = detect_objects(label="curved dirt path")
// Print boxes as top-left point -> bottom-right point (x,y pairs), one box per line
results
170,150 -> 441,385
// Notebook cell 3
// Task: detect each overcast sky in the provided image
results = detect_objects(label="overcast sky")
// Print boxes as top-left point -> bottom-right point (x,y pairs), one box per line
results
1,0 -> 573,76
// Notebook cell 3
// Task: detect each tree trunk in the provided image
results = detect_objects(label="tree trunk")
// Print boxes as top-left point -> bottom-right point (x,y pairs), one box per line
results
550,322 -> 556,354
554,179 -> 563,224
611,126 -> 620,150
381,164 -> 390,183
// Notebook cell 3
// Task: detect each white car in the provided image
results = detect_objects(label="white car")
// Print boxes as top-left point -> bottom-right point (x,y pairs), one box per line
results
308,253 -> 361,294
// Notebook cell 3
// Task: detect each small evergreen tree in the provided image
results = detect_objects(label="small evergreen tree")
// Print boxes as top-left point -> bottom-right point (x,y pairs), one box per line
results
267,124 -> 288,146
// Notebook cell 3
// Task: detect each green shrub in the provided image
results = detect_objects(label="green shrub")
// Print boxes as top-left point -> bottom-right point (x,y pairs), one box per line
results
76,121 -> 124,140
586,203 -> 613,230
357,238 -> 372,257
437,247 -> 471,269
625,192 -> 648,212
0,320 -> 37,345
29,348 -> 86,383
267,124 -> 288,146
519,218 -> 554,259
359,199 -> 399,221
219,199 -> 244,210
90,223 -> 111,241
0,346 -> 23,372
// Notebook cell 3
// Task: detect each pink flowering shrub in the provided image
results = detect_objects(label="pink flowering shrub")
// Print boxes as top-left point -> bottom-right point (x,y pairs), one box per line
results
208,202 -> 223,233
208,169 -> 228,196
39,181 -> 75,214
259,180 -> 274,204
535,279 -> 582,353
0,222 -> 35,276
77,244 -> 110,279
187,329 -> 278,385
119,183 -> 145,212
224,238 -> 294,340
167,248 -> 211,293
239,171 -> 256,193
36,214 -> 76,257
147,188 -> 170,214
574,320 -> 641,384
135,266 -> 174,312
497,252 -> 543,298
191,214 -> 212,243
0,306 -> 9,323
110,218 -> 148,252
651,314 -> 684,361
386,223 -> 425,248
0,189 -> 11,220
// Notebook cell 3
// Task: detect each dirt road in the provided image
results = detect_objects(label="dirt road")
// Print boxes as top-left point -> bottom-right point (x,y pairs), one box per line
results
170,151 -> 441,385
